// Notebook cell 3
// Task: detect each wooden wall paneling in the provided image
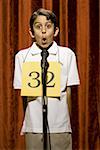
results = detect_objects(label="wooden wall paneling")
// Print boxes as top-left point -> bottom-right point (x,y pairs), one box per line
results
76,0 -> 90,149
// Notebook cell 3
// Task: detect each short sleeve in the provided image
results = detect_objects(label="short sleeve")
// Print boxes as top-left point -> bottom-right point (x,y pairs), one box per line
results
13,53 -> 23,89
67,53 -> 80,86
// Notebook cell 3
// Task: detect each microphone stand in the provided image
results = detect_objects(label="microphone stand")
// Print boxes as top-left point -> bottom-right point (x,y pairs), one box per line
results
41,50 -> 49,150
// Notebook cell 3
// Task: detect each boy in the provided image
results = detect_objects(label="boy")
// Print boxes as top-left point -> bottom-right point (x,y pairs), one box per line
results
13,8 -> 80,150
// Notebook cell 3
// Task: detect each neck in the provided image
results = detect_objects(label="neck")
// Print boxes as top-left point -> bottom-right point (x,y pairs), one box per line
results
36,42 -> 53,51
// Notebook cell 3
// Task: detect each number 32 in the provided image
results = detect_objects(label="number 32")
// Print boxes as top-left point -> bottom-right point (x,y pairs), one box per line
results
28,71 -> 55,88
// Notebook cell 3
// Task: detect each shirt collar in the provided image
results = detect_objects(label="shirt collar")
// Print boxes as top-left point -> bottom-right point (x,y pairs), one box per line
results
30,41 -> 58,56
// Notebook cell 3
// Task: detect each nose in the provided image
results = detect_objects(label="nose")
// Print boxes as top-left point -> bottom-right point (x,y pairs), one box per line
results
42,26 -> 46,33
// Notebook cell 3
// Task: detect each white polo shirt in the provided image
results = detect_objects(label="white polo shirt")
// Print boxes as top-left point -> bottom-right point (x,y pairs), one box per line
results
13,41 -> 80,134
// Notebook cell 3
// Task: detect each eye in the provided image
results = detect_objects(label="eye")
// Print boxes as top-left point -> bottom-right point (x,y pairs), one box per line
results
35,24 -> 42,29
46,23 -> 52,29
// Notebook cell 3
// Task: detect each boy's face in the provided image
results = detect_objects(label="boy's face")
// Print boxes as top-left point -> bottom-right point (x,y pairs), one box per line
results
30,15 -> 59,49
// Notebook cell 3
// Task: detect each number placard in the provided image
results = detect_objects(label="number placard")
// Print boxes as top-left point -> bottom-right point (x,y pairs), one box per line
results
21,62 -> 61,97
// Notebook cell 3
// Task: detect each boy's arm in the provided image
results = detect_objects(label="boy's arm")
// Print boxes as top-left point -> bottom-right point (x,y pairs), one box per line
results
67,87 -> 72,117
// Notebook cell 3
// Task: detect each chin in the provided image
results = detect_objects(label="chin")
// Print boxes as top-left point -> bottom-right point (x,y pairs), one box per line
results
42,45 -> 48,48
41,44 -> 49,49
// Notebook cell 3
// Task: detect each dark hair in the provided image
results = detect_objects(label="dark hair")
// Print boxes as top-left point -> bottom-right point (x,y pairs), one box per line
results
30,8 -> 57,34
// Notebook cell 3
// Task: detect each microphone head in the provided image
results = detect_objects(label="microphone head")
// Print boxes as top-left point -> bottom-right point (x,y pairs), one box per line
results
41,49 -> 49,58
41,49 -> 49,69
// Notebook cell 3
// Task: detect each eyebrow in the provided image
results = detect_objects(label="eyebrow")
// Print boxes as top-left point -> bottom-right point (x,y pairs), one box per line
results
34,20 -> 52,25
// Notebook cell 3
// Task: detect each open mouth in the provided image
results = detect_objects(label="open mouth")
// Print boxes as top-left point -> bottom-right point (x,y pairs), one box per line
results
42,38 -> 47,44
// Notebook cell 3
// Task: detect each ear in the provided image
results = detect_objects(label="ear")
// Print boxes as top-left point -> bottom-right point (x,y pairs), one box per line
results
54,27 -> 59,37
29,28 -> 35,38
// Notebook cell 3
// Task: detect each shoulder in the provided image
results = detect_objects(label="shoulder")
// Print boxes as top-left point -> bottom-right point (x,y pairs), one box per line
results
57,45 -> 76,61
55,44 -> 77,65
15,47 -> 31,57
15,47 -> 32,63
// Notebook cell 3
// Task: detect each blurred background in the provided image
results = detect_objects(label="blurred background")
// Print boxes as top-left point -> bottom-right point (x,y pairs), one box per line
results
0,0 -> 99,149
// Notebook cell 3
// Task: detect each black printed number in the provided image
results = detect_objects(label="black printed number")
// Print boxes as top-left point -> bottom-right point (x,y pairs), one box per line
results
46,71 -> 55,87
28,71 -> 55,88
28,71 -> 40,88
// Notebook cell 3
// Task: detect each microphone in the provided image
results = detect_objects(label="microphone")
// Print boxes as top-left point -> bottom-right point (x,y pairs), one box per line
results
41,49 -> 49,86
41,49 -> 49,70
